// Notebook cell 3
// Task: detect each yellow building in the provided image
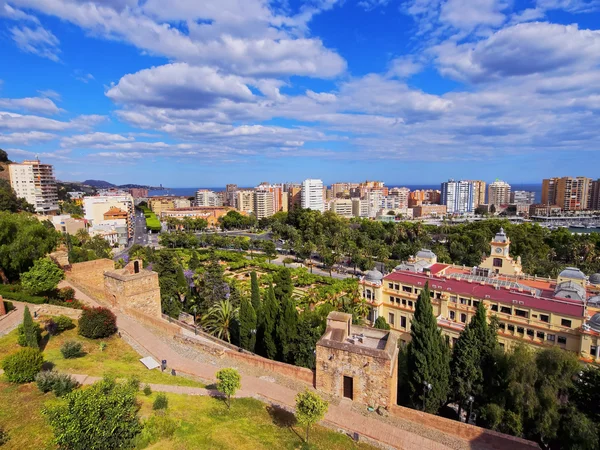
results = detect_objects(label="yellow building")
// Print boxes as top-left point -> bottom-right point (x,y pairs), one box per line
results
361,231 -> 600,363
148,197 -> 175,216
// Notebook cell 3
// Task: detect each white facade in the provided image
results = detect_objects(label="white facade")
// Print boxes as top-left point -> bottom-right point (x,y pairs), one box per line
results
83,195 -> 134,238
301,179 -> 324,212
234,190 -> 255,214
388,187 -> 410,209
326,199 -> 354,218
441,180 -> 475,214
195,190 -> 222,207
9,159 -> 59,214
488,180 -> 512,207
352,198 -> 370,218
254,189 -> 275,219
510,190 -> 536,205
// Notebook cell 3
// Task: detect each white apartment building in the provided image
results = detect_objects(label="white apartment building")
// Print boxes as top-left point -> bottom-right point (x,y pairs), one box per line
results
366,190 -> 385,218
388,187 -> 410,209
352,198 -> 370,218
488,180 -> 511,207
441,180 -> 475,214
195,189 -> 222,207
510,190 -> 536,205
9,159 -> 59,214
83,194 -> 134,238
301,179 -> 324,212
234,190 -> 255,214
326,199 -> 354,218
254,189 -> 275,219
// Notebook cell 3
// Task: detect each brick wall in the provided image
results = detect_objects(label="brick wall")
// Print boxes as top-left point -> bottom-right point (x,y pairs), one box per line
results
389,405 -> 539,449
105,272 -> 161,318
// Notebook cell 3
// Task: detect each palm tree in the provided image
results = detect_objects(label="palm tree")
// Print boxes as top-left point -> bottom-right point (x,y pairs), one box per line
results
201,300 -> 238,343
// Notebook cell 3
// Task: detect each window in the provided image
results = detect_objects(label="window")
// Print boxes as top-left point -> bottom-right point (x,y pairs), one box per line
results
499,343 -> 505,349
558,336 -> 567,345
460,313 -> 467,323
388,313 -> 395,325
517,327 -> 524,334
430,291 -> 434,298
402,286 -> 412,293
547,334 -> 555,342
493,258 -> 503,267
491,304 -> 498,312
402,299 -> 407,306
540,314 -> 549,323
526,329 -> 534,337
395,284 -> 400,291
500,306 -> 511,315
498,322 -> 506,330
388,283 -> 393,289
408,301 -> 413,308
452,337 -> 458,346
401,316 -> 407,328
460,297 -> 468,305
507,324 -> 515,332
515,309 -> 529,318
591,345 -> 598,357
561,318 -> 572,328
450,296 -> 457,303
473,301 -> 479,308
537,331 -> 545,339
450,311 -> 455,320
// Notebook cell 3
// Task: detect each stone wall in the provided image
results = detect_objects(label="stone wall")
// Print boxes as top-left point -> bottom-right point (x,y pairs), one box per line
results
104,271 -> 161,318
0,295 -> 6,316
225,349 -> 315,385
67,259 -> 115,302
32,304 -> 83,320
316,344 -> 395,408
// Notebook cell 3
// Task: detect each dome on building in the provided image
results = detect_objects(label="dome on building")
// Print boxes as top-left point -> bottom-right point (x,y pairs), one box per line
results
559,267 -> 586,280
589,273 -> 600,285
493,227 -> 508,243
587,295 -> 600,307
554,280 -> 586,302
364,269 -> 384,283
416,249 -> 436,260
588,313 -> 600,333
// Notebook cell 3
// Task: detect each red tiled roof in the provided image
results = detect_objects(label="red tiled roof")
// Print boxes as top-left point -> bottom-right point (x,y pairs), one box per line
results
383,270 -> 585,317
427,264 -> 449,275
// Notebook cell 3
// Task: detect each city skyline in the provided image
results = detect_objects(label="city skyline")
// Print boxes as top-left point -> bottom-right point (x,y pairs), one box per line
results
1,1 -> 599,185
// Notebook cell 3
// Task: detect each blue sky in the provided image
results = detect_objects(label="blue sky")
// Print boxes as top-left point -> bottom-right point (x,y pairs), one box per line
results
0,0 -> 599,187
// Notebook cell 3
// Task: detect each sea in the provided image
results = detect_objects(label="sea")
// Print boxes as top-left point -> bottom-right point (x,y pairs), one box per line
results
149,183 -> 544,203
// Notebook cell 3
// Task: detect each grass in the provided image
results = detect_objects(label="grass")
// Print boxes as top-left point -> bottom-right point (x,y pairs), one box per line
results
0,381 -> 54,450
135,392 -> 375,450
0,326 -> 204,388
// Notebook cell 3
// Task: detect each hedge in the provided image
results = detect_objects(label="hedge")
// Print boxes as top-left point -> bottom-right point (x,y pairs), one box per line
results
1,348 -> 44,383
0,285 -> 46,304
140,206 -> 161,232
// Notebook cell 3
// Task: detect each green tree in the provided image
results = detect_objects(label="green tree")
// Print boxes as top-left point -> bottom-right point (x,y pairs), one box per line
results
262,240 -> 277,262
239,297 -> 257,352
0,179 -> 33,213
152,251 -> 181,317
273,268 -> 293,302
406,281 -> 450,413
43,377 -> 141,450
373,316 -> 391,330
0,212 -> 59,282
216,368 -> 242,409
1,347 -> 44,383
198,254 -> 228,310
188,251 -> 201,270
20,257 -> 64,295
201,300 -> 238,343
555,406 -> 599,450
295,390 -> 328,444
276,295 -> 298,363
450,326 -> 481,419
20,305 -> 40,349
259,284 -> 279,360
250,271 -> 261,312
176,264 -> 188,303
292,311 -> 325,369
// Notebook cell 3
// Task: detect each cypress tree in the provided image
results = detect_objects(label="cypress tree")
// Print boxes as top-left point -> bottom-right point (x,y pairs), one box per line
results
276,295 -> 298,363
188,251 -> 201,270
250,271 -> 260,312
450,326 -> 481,419
273,268 -> 293,302
239,297 -> 257,352
22,305 -> 39,349
470,301 -> 499,404
260,284 -> 279,360
406,281 -> 450,413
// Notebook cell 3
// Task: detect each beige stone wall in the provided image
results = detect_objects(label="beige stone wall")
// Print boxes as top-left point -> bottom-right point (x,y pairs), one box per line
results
316,344 -> 395,408
67,259 -> 114,302
104,272 -> 161,318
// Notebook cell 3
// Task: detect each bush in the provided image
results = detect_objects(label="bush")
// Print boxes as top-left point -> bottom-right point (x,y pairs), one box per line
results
134,413 -> 178,448
60,341 -> 83,359
35,371 -> 79,397
58,287 -> 76,302
17,322 -> 42,348
54,315 -> 75,332
78,307 -> 117,339
0,285 -> 46,304
374,316 -> 391,330
3,300 -> 14,312
143,384 -> 152,396
17,306 -> 41,348
1,348 -> 44,383
99,342 -> 107,351
153,393 -> 168,411
126,376 -> 140,391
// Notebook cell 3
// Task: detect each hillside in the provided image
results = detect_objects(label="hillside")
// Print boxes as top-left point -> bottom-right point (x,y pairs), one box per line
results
82,179 -> 116,189
0,161 -> 10,182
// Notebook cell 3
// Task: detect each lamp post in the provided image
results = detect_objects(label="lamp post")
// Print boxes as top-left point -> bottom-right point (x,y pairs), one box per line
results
466,395 -> 474,424
422,381 -> 432,411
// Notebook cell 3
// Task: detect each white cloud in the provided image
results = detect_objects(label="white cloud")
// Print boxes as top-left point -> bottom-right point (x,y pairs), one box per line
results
387,56 -> 424,78
37,89 -> 61,100
536,0 -> 600,13
439,0 -> 508,31
0,96 -> 62,114
61,132 -> 134,148
0,1 -> 40,22
358,0 -> 391,11
10,25 -> 60,61
0,111 -> 104,131
0,131 -> 56,145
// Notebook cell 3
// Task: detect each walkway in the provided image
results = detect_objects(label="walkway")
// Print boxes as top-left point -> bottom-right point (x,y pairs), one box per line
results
55,281 -> 469,450
0,302 -> 24,337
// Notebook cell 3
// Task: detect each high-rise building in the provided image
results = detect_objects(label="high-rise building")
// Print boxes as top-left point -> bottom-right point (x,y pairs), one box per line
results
301,179 -> 324,212
234,190 -> 255,214
224,184 -> 238,206
467,180 -> 486,207
8,159 -> 59,215
488,180 -> 511,207
195,189 -> 222,207
366,189 -> 385,217
590,179 -> 600,211
326,199 -> 354,218
510,191 -> 536,205
388,187 -> 410,209
253,189 -> 274,219
352,198 -> 369,218
408,189 -> 441,207
286,185 -> 302,210
441,180 -> 475,214
83,194 -> 134,238
542,177 -> 592,211
331,182 -> 359,198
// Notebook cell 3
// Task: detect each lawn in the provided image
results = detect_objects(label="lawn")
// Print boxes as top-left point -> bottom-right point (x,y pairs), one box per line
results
136,392 -> 375,450
0,325 -> 204,388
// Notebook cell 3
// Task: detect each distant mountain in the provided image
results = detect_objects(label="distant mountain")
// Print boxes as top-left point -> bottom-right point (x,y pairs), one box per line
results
82,179 -> 116,188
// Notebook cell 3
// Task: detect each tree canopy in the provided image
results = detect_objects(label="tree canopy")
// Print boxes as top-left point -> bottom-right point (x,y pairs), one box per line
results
21,257 -> 64,295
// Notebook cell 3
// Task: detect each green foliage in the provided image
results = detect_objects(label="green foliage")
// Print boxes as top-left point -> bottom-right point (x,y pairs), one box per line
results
259,284 -> 279,360
152,251 -> 182,318
201,300 -> 238,343
373,316 -> 391,330
219,210 -> 257,230
292,311 -> 325,369
78,307 -> 117,339
216,368 -> 242,409
406,282 -> 450,413
60,340 -> 83,359
143,384 -> 152,396
276,294 -> 298,363
18,305 -> 41,348
35,371 -> 79,397
60,200 -> 84,216
134,413 -> 178,447
198,254 -> 228,310
21,257 -> 64,295
0,179 -> 34,213
250,270 -> 261,311
0,211 -> 59,281
99,342 -> 107,352
141,206 -> 161,232
239,297 -> 257,352
126,376 -> 140,391
0,284 -> 46,304
57,287 -> 75,302
1,347 -> 44,383
2,299 -> 14,312
67,230 -> 114,263
153,393 -> 169,411
295,390 -> 328,443
556,405 -> 599,450
43,377 -> 142,450
54,315 -> 75,333
450,326 -> 481,415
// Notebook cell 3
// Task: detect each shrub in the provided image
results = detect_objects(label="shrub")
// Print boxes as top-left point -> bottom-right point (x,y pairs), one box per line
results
0,285 -> 46,304
61,341 -> 83,359
126,376 -> 140,391
134,413 -> 178,448
153,393 -> 168,411
35,371 -> 79,397
99,342 -> 107,351
216,368 -> 241,409
78,307 -> 117,339
45,318 -> 58,336
3,300 -> 14,312
58,287 -> 76,302
143,384 -> 152,396
54,315 -> 75,332
1,348 -> 44,383
374,316 -> 391,330
17,322 -> 42,348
